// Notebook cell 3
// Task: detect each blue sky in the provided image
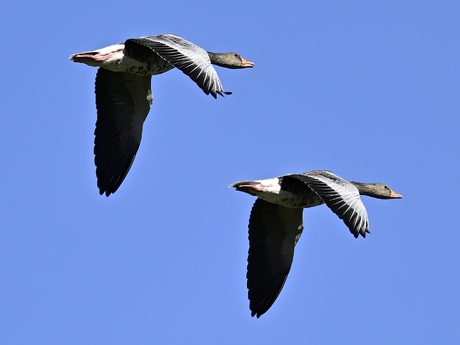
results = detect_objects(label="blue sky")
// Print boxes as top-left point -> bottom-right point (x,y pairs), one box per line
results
1,0 -> 459,344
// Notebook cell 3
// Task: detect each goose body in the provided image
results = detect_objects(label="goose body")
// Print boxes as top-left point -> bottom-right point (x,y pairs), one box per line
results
230,170 -> 402,317
71,34 -> 254,196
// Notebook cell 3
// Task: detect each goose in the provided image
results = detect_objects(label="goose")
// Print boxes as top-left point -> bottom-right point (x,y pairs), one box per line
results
70,33 -> 254,196
230,170 -> 402,318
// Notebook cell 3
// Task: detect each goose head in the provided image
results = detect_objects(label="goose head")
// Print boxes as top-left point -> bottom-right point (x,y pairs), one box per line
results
207,52 -> 255,69
350,182 -> 403,199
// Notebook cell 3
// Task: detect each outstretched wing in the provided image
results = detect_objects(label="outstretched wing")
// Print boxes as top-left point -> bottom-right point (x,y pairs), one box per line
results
94,68 -> 153,196
283,171 -> 369,237
125,34 -> 228,98
246,198 -> 304,317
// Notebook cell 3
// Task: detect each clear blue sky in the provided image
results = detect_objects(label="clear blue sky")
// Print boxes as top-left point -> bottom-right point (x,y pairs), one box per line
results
1,1 -> 459,344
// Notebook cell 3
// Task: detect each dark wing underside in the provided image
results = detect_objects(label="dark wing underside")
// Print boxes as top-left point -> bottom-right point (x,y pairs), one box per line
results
247,198 -> 304,317
94,68 -> 152,196
125,34 -> 227,98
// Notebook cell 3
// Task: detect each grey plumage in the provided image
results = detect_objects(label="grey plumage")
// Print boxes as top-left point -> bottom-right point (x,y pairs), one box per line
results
231,170 -> 402,317
71,34 -> 254,196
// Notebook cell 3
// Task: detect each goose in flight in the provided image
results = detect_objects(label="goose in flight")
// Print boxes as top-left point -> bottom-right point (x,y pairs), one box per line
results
230,170 -> 402,317
71,33 -> 254,196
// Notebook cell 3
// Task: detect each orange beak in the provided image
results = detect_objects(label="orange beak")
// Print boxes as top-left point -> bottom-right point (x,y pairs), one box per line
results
241,57 -> 255,68
390,190 -> 403,199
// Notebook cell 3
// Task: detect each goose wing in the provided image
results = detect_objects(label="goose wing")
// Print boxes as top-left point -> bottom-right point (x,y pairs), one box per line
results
246,198 -> 304,317
94,68 -> 153,196
125,34 -> 227,98
284,171 -> 369,237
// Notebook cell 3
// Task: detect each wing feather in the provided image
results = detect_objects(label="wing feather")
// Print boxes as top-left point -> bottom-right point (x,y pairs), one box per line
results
246,199 -> 304,317
285,171 -> 369,237
126,34 -> 226,98
94,68 -> 152,196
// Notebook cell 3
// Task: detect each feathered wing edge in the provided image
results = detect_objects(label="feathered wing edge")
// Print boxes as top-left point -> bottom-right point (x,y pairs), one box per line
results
283,171 -> 369,237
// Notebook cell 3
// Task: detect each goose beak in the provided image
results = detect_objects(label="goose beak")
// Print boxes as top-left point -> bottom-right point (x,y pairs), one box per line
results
241,57 -> 255,68
390,190 -> 403,199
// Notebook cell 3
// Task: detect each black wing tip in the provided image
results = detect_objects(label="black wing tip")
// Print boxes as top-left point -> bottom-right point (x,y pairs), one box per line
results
250,309 -> 267,318
97,178 -> 120,197
248,291 -> 278,318
351,228 -> 370,238
215,90 -> 233,98
99,187 -> 115,197
249,296 -> 277,318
